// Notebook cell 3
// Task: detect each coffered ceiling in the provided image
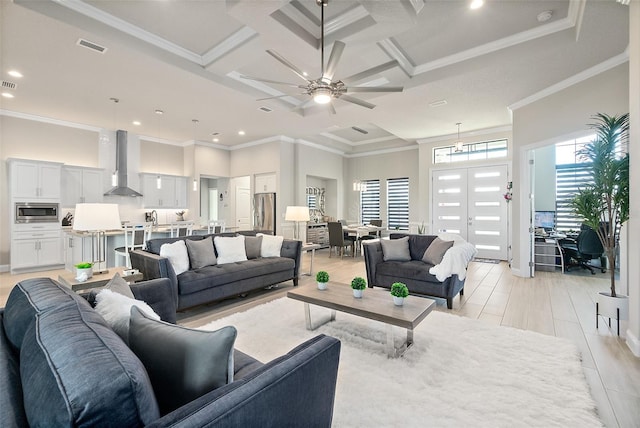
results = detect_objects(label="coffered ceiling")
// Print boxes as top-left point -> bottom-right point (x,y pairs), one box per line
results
0,0 -> 629,155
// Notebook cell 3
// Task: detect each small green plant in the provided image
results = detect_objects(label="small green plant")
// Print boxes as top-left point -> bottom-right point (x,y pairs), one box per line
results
390,282 -> 409,298
350,276 -> 367,290
316,271 -> 329,283
75,262 -> 92,269
417,222 -> 426,234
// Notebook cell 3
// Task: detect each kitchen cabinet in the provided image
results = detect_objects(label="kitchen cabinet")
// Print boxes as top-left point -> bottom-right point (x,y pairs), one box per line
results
62,166 -> 104,206
9,159 -> 62,200
141,174 -> 188,208
11,226 -> 63,272
64,233 -> 93,271
255,173 -> 277,193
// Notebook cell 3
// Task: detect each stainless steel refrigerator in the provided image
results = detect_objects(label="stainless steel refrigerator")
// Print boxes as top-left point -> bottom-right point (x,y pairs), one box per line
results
253,193 -> 276,235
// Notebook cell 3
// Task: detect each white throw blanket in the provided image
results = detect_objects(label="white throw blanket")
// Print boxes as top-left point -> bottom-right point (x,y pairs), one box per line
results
429,233 -> 478,281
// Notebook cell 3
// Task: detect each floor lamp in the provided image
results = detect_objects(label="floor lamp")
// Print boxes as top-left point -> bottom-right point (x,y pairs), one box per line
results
73,203 -> 122,274
285,206 -> 310,241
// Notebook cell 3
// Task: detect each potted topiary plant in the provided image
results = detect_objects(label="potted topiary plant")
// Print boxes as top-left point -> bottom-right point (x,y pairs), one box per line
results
74,262 -> 93,281
350,276 -> 366,298
569,113 -> 629,329
316,271 -> 329,290
390,282 -> 409,306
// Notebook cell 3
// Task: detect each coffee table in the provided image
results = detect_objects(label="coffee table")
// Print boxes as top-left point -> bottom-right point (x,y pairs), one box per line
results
287,282 -> 435,357
58,266 -> 144,292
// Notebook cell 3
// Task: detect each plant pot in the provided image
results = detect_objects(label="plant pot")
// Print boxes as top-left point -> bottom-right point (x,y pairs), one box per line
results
393,296 -> 404,306
75,267 -> 93,281
317,282 -> 327,290
597,292 -> 629,320
352,289 -> 363,298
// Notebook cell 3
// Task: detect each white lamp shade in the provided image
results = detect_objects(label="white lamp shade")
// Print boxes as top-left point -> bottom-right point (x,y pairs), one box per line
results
285,206 -> 310,222
73,203 -> 122,231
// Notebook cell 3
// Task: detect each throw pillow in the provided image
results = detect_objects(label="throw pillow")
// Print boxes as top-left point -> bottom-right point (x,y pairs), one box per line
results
104,272 -> 135,298
129,306 -> 237,415
257,233 -> 284,257
380,236 -> 411,261
245,235 -> 263,259
214,235 -> 248,264
159,240 -> 190,275
94,289 -> 160,344
422,237 -> 454,265
185,236 -> 217,269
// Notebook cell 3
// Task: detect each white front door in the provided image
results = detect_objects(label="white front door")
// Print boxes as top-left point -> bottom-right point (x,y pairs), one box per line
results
431,169 -> 469,240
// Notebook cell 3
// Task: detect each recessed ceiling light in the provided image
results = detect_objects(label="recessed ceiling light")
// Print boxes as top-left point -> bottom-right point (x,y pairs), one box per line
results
213,138 -> 220,142
537,10 -> 553,22
155,109 -> 164,115
8,70 -> 22,78
470,0 -> 483,9
303,71 -> 308,77
1,92 -> 14,98
132,121 -> 141,126
238,130 -> 245,136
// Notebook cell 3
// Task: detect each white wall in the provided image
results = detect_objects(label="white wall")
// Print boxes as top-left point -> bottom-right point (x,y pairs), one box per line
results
533,145 -> 556,212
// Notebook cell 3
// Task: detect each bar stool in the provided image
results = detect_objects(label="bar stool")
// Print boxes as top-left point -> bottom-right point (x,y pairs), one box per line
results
114,222 -> 153,268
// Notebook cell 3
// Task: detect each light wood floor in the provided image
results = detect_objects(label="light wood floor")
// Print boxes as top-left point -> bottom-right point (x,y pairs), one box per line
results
2,250 -> 639,427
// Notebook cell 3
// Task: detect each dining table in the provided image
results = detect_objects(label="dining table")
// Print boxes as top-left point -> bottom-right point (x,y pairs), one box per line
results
342,224 -> 385,255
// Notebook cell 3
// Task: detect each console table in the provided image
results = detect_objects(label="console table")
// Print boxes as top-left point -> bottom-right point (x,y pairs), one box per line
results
307,223 -> 329,248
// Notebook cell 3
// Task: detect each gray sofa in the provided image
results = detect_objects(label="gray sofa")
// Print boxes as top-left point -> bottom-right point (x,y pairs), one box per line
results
363,233 -> 466,309
130,232 -> 302,311
1,277 -> 341,427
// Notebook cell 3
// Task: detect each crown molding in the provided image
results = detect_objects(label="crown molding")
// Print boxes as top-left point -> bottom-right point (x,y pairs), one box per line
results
416,125 -> 512,145
0,109 -> 102,132
344,144 -> 418,158
296,138 -> 346,156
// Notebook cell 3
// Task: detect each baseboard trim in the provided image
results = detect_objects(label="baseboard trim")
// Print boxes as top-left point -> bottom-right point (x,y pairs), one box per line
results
626,329 -> 640,357
0,264 -> 9,273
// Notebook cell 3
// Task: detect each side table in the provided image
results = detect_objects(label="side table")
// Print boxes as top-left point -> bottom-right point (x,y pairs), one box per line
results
58,266 -> 144,292
301,243 -> 321,276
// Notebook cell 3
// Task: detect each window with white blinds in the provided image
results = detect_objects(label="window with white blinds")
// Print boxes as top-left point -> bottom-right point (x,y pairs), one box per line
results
360,180 -> 380,224
387,177 -> 409,230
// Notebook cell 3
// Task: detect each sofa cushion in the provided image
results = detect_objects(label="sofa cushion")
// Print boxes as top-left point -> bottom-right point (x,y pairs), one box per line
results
129,306 -> 237,415
186,236 -> 217,269
0,310 -> 28,427
94,289 -> 161,344
258,233 -> 284,257
245,235 -> 263,259
104,272 -> 135,298
381,236 -> 411,261
19,298 -> 160,427
145,235 -> 205,255
177,258 -> 295,296
160,240 -> 190,275
422,237 -> 454,265
215,235 -> 248,265
376,260 -> 443,284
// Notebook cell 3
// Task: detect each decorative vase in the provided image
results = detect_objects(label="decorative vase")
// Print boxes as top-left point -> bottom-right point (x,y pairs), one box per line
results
353,289 -> 363,298
317,282 -> 327,290
596,292 -> 629,336
393,296 -> 404,306
75,267 -> 93,281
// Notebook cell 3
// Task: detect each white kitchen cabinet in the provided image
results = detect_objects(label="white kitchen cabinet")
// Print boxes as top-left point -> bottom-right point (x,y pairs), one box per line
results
11,227 -> 63,272
64,233 -> 93,271
9,159 -> 62,200
255,173 -> 276,193
62,166 -> 104,206
141,174 -> 188,208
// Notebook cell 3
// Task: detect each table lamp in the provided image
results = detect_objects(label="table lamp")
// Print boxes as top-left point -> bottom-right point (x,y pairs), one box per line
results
73,203 -> 122,274
285,206 -> 310,240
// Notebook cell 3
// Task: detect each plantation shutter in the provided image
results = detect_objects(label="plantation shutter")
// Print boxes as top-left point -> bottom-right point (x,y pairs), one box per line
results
387,177 -> 409,230
360,180 -> 380,224
555,163 -> 593,232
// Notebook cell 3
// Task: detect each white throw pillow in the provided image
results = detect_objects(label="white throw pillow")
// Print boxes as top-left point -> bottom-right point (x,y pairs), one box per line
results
94,289 -> 160,344
257,234 -> 284,257
214,235 -> 248,264
159,240 -> 190,275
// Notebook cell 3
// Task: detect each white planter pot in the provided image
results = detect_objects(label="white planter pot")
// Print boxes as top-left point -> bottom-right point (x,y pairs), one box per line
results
597,292 -> 629,320
393,296 -> 405,306
352,289 -> 363,298
317,282 -> 327,290
75,267 -> 93,282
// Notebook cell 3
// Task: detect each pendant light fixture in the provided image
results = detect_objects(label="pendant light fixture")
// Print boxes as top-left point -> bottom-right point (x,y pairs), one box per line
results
454,122 -> 464,153
192,119 -> 199,192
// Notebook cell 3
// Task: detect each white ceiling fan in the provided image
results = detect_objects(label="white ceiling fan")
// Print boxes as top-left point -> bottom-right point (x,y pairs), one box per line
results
242,0 -> 403,113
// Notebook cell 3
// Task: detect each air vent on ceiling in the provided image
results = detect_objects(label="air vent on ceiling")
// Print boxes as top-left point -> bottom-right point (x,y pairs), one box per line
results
211,132 -> 220,136
351,126 -> 369,135
1,80 -> 17,90
429,99 -> 448,108
258,106 -> 273,113
77,38 -> 107,53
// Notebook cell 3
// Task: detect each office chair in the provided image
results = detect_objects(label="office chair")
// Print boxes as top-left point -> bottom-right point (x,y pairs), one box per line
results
560,224 -> 606,275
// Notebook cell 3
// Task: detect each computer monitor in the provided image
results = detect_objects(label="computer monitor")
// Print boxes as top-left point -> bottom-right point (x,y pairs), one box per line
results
534,211 -> 555,230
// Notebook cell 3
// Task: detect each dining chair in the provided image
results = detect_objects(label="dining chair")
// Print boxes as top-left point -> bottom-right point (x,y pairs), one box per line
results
114,222 -> 153,268
207,220 -> 226,234
170,220 -> 195,237
327,221 -> 355,258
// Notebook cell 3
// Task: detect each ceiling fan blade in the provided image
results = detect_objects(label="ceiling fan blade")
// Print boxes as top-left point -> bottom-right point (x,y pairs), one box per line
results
241,75 -> 305,88
339,94 -> 376,109
342,60 -> 400,84
256,94 -> 302,101
346,86 -> 404,93
322,41 -> 345,82
329,102 -> 337,115
266,50 -> 310,83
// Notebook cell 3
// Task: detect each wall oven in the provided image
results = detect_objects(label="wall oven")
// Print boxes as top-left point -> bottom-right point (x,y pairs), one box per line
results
15,202 -> 59,223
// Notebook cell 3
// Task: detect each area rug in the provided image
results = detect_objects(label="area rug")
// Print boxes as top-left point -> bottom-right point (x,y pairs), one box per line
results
199,297 -> 602,427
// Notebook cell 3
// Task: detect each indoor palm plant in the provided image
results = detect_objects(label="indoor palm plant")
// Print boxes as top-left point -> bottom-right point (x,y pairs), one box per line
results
570,113 -> 629,321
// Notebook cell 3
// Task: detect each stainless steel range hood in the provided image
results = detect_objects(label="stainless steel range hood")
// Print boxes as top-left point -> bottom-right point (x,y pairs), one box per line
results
104,130 -> 143,197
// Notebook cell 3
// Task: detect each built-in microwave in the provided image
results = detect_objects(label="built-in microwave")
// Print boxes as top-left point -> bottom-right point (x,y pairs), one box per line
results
15,202 -> 59,223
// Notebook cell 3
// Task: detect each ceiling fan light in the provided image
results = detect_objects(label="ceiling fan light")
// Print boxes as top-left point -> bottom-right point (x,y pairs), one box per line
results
313,88 -> 332,104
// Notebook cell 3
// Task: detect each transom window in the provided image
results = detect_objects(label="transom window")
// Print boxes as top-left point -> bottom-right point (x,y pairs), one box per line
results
434,139 -> 507,164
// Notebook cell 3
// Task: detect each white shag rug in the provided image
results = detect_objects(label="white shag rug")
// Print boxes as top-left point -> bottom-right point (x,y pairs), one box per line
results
199,297 -> 602,428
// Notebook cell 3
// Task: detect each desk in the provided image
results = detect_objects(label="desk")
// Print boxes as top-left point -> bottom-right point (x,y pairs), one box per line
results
534,234 -> 566,273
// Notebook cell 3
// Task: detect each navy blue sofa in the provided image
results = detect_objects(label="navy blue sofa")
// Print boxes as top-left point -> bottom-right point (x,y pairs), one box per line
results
1,277 -> 341,427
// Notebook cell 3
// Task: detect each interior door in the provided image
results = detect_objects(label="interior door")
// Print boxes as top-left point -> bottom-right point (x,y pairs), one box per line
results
236,186 -> 251,230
